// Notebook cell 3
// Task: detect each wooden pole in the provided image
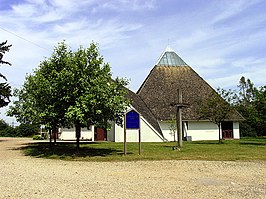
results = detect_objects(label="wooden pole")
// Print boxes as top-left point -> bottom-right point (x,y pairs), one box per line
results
177,89 -> 183,148
138,128 -> 141,155
124,114 -> 127,155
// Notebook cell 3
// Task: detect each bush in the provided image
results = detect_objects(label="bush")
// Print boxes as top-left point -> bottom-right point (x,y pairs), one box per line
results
32,135 -> 44,140
240,122 -> 257,137
0,126 -> 17,137
0,120 -> 40,138
15,123 -> 39,137
0,119 -> 9,131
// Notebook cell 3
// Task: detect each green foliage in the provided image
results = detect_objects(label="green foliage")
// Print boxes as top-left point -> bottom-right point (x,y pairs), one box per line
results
0,119 -> 9,130
237,76 -> 255,105
234,77 -> 266,136
0,119 -> 39,137
197,88 -> 236,143
0,40 -> 12,108
8,41 -> 129,148
199,88 -> 235,125
0,40 -> 12,66
252,86 -> 266,136
16,123 -> 39,137
0,119 -> 17,137
0,126 -> 17,137
32,135 -> 44,140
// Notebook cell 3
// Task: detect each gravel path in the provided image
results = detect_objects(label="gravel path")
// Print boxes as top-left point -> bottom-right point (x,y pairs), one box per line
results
0,137 -> 265,199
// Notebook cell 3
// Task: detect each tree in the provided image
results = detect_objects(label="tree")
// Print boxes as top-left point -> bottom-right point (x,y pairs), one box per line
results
237,76 -> 255,106
169,114 -> 176,142
234,77 -> 266,137
62,43 -> 129,149
8,41 -> 129,149
0,41 -> 12,108
252,86 -> 266,136
198,88 -> 236,143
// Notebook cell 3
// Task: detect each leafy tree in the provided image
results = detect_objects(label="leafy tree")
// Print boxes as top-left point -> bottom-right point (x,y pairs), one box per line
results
0,41 -> 12,108
252,86 -> 266,136
8,41 -> 129,149
62,43 -> 129,149
233,77 -> 266,137
8,43 -> 72,144
237,76 -> 255,106
198,88 -> 236,143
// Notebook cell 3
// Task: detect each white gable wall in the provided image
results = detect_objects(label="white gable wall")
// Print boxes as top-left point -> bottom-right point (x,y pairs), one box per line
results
108,116 -> 164,142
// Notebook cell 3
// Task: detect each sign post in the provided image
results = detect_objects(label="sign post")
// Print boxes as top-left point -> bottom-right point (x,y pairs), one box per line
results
124,113 -> 127,155
124,110 -> 141,155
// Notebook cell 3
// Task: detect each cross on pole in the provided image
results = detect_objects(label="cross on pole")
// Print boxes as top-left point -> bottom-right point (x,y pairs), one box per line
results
171,89 -> 189,148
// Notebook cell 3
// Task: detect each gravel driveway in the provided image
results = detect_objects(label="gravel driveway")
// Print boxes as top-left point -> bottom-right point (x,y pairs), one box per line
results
0,137 -> 265,199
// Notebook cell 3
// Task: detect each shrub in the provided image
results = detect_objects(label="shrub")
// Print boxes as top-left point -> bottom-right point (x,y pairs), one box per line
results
0,119 -> 9,130
15,123 -> 39,137
0,126 -> 17,137
32,135 -> 44,140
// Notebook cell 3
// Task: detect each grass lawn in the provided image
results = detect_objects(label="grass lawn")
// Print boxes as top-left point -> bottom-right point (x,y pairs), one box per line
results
23,137 -> 266,162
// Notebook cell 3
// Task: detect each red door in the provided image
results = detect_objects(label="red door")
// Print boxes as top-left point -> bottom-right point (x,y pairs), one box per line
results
95,128 -> 105,141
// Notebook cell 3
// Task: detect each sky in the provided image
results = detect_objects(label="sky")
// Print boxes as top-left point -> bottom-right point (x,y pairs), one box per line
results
1,0 -> 266,124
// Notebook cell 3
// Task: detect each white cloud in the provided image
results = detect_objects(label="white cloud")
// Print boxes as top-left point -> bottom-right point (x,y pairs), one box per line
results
102,0 -> 156,11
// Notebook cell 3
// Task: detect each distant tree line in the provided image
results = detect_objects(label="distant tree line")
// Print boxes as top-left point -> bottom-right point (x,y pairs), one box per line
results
0,119 -> 39,137
233,77 -> 265,137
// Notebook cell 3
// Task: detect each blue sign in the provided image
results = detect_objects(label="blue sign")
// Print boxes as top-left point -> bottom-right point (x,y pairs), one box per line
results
126,110 -> 140,129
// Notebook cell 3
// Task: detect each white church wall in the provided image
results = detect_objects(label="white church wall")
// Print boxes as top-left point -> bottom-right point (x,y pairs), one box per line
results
59,126 -> 94,141
186,121 -> 219,141
107,123 -> 116,141
233,122 -> 240,139
159,121 -> 176,142
160,121 -> 219,141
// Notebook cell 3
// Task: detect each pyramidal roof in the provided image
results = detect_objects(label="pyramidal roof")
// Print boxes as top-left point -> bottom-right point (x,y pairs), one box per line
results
137,47 -> 244,121
155,46 -> 188,66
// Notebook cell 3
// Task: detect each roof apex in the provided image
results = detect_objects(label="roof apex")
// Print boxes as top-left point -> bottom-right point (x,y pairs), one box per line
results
155,46 -> 188,66
165,45 -> 174,52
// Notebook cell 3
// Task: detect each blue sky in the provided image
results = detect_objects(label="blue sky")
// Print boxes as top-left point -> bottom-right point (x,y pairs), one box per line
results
1,0 -> 266,123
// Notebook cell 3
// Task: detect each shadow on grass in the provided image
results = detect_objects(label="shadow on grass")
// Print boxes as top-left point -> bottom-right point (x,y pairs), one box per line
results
239,141 -> 266,146
18,142 -> 124,159
191,139 -> 266,146
188,141 -> 223,145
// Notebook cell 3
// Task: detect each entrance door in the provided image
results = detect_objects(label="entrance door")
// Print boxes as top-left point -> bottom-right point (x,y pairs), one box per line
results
221,122 -> 233,139
95,128 -> 106,141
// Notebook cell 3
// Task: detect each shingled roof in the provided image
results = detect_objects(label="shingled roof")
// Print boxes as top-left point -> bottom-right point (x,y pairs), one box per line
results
126,89 -> 164,139
137,48 -> 244,121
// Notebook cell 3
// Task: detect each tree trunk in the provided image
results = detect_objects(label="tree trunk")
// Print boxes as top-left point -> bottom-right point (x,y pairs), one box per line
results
53,126 -> 57,143
49,129 -> 52,148
75,122 -> 81,150
218,123 -> 221,144
177,89 -> 183,148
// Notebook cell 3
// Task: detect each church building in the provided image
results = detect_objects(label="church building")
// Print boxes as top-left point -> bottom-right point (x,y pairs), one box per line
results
60,47 -> 244,142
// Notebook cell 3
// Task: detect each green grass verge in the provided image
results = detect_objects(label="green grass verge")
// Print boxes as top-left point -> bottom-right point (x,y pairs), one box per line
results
23,137 -> 266,162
